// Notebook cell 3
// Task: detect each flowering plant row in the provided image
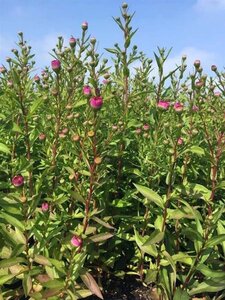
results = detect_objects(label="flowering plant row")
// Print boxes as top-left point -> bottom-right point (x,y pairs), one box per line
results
0,3 -> 224,300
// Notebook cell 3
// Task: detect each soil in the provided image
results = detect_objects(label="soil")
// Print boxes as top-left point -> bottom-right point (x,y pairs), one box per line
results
84,275 -> 156,300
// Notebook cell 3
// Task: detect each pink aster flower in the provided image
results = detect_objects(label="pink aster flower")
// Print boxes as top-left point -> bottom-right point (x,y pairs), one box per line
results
174,102 -> 184,112
177,137 -> 183,145
90,96 -> 103,110
51,59 -> 61,73
71,235 -> 82,247
12,175 -> 24,187
69,36 -> 76,48
157,100 -> 170,110
41,202 -> 49,212
83,85 -> 92,96
82,21 -> 88,30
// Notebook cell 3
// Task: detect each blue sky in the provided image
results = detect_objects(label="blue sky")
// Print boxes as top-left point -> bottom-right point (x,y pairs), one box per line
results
1,0 -> 225,75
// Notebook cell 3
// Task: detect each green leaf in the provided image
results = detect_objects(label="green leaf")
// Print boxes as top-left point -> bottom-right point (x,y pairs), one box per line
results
28,98 -> 43,117
33,255 -> 52,266
0,273 -> 16,285
42,279 -> 64,289
88,232 -> 114,243
0,212 -> 25,231
80,271 -> 103,299
134,227 -> 158,257
189,279 -> 225,295
134,184 -> 164,208
23,273 -> 32,296
143,230 -> 164,245
185,145 -> 205,156
0,257 -> 26,268
205,234 -> 225,248
196,264 -> 225,279
173,287 -> 190,300
0,143 -> 11,154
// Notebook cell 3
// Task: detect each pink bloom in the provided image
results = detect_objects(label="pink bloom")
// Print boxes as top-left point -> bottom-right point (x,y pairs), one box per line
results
135,128 -> 142,135
195,80 -> 203,88
90,96 -> 103,110
39,133 -> 46,141
214,91 -> 221,97
177,137 -> 183,145
12,175 -> 24,187
42,202 -> 49,212
71,235 -> 82,247
143,124 -> 150,131
0,66 -> 6,74
157,100 -> 170,110
82,21 -> 88,30
83,85 -> 91,95
192,105 -> 199,112
51,60 -> 61,73
174,102 -> 184,112
69,36 -> 76,48
34,75 -> 40,83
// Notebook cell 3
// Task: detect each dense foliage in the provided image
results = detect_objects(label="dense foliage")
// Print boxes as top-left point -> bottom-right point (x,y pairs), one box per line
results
0,3 -> 224,300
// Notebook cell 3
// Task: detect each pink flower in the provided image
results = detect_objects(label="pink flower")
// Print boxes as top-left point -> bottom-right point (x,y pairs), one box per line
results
69,36 -> 76,48
71,235 -> 82,247
34,75 -> 40,83
195,80 -> 203,88
157,100 -> 170,110
82,21 -> 88,30
135,128 -> 142,135
83,85 -> 91,95
51,60 -> 61,73
177,137 -> 183,145
214,91 -> 221,97
192,105 -> 199,112
12,175 -> 24,187
90,96 -> 103,110
42,202 -> 49,212
0,66 -> 6,74
174,102 -> 184,112
143,124 -> 150,131
39,133 -> 46,141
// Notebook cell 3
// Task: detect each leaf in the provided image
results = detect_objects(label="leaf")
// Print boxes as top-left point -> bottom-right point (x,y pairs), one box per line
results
185,146 -> 205,156
196,264 -> 225,279
28,98 -> 43,116
205,234 -> 225,248
33,255 -> 52,266
42,279 -> 64,289
11,122 -> 23,134
134,227 -> 158,257
0,212 -> 25,231
0,273 -> 16,285
0,143 -> 11,154
173,287 -> 189,300
23,273 -> 32,296
80,271 -> 103,299
0,257 -> 26,268
74,99 -> 87,108
143,230 -> 164,246
89,232 -> 114,243
189,279 -> 225,295
134,184 -> 164,208
92,216 -> 115,230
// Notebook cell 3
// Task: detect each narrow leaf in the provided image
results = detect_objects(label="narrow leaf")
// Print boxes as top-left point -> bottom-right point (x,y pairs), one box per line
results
80,271 -> 103,299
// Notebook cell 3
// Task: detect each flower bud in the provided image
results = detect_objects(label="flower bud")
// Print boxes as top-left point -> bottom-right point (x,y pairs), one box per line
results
51,59 -> 61,73
12,175 -> 24,187
211,65 -> 217,72
143,124 -> 150,131
94,157 -> 102,165
69,36 -> 76,48
174,102 -> 184,112
122,2 -> 128,9
177,137 -> 183,145
194,59 -> 201,68
82,21 -> 88,30
71,235 -> 82,247
157,100 -> 170,110
90,37 -> 96,45
89,96 -> 103,110
83,85 -> 92,96
72,134 -> 80,142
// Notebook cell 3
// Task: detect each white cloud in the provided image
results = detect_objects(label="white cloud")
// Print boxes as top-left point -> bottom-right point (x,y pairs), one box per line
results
194,0 -> 225,11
